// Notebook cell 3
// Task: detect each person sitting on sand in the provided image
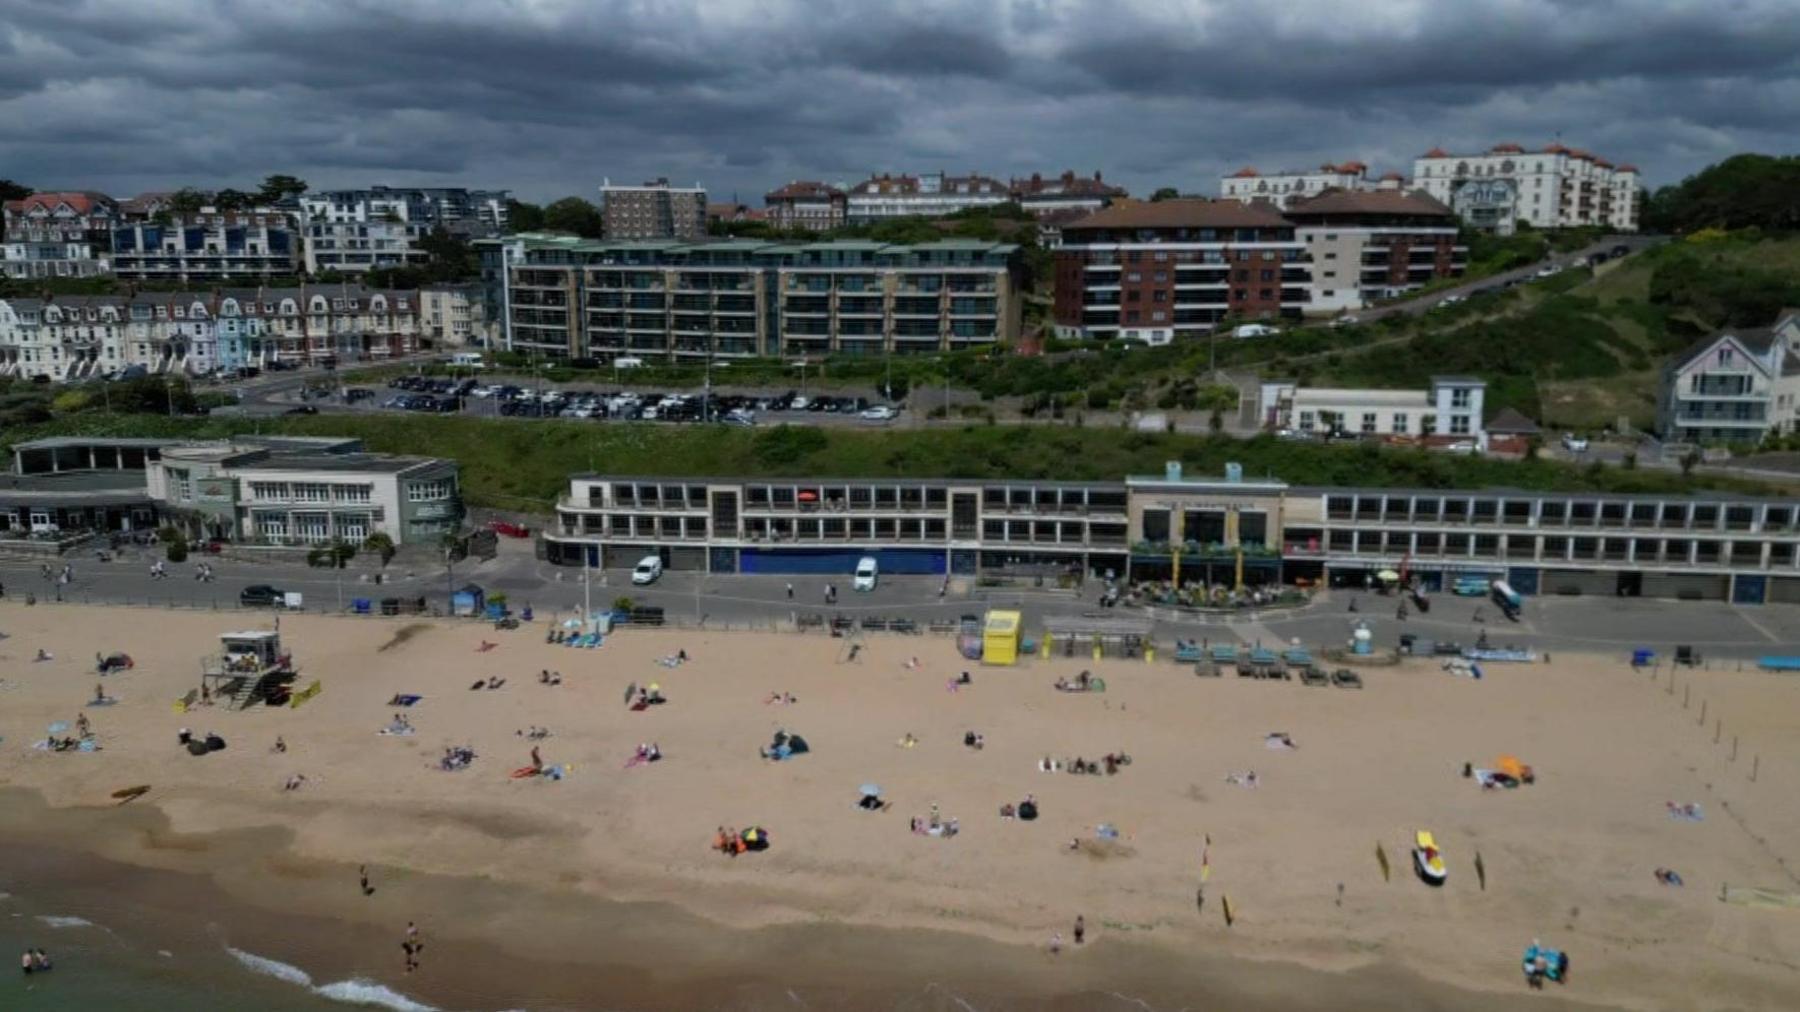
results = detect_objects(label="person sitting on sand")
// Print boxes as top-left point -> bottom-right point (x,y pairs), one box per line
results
714,827 -> 731,854
999,803 -> 1016,820
897,733 -> 918,749
34,648 -> 52,662
273,736 -> 287,753
487,675 -> 504,690
957,671 -> 972,685
283,773 -> 307,791
530,745 -> 543,772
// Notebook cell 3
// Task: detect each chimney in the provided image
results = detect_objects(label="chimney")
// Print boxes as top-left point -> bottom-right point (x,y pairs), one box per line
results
1094,170 -> 1102,181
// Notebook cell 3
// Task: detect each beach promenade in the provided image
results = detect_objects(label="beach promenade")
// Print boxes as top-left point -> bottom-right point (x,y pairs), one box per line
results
2,603 -> 1798,1010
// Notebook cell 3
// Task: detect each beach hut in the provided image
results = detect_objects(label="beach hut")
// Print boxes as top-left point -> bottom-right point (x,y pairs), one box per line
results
983,610 -> 1023,666
451,584 -> 486,618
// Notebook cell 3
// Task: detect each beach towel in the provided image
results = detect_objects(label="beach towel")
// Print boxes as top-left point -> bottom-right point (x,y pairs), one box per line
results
1666,802 -> 1705,822
378,726 -> 416,736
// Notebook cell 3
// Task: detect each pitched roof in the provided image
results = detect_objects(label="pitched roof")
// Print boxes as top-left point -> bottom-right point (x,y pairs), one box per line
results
1061,198 -> 1292,231
1229,166 -> 1260,178
1422,147 -> 1449,158
1284,189 -> 1454,218
1668,328 -> 1783,373
1010,171 -> 1125,199
764,180 -> 844,201
3,191 -> 116,215
1485,406 -> 1540,434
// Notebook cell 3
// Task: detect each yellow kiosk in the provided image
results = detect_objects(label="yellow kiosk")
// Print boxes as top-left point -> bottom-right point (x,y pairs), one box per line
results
982,609 -> 1023,665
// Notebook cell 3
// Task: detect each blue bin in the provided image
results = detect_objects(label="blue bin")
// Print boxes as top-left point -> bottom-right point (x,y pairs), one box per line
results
1631,648 -> 1654,667
351,598 -> 373,615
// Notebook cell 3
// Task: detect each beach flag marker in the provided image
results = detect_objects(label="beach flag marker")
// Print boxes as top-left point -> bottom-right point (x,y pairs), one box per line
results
1376,841 -> 1391,882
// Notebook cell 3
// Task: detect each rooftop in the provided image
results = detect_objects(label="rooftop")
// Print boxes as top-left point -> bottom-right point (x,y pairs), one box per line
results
1062,199 -> 1292,231
1285,189 -> 1454,218
1291,387 -> 1431,409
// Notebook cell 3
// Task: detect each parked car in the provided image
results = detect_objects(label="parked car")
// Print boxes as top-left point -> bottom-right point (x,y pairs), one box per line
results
1561,433 -> 1589,453
283,405 -> 319,415
239,584 -> 287,607
1437,294 -> 1467,307
1233,323 -> 1280,339
488,520 -> 530,538
1329,315 -> 1361,329
345,387 -> 375,402
1444,440 -> 1480,455
631,555 -> 663,585
853,556 -> 879,592
860,404 -> 898,421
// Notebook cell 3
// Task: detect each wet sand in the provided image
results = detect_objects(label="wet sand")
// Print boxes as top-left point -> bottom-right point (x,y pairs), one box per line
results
1,603 -> 1797,1010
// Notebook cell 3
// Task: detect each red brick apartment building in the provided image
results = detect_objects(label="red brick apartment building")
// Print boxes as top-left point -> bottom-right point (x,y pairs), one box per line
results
1051,200 -> 1310,343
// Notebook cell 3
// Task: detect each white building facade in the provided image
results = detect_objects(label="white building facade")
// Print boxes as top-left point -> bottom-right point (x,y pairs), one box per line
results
1,240 -> 110,280
1218,163 -> 1372,210
1260,377 -> 1488,448
300,187 -> 509,275
1410,144 -> 1639,234
420,284 -> 494,348
1659,316 -> 1800,445
846,172 -> 1011,222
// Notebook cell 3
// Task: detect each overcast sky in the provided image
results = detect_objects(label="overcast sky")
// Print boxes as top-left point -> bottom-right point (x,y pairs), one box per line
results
3,0 -> 1795,203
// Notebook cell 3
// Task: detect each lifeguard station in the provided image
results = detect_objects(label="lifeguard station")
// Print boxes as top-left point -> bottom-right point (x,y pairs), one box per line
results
201,630 -> 296,710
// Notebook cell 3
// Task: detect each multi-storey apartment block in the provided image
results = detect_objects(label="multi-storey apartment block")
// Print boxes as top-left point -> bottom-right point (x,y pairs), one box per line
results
1051,200 -> 1310,343
762,181 -> 847,232
1410,143 -> 1639,234
0,285 -> 420,380
1659,314 -> 1800,445
845,172 -> 1010,222
543,463 -> 1800,605
1258,376 -> 1488,447
600,178 -> 707,240
299,186 -> 510,274
1283,190 -> 1467,312
1218,162 -> 1373,210
420,283 -> 494,348
484,234 -> 1020,362
111,209 -> 299,282
1,240 -> 109,280
2,191 -> 119,245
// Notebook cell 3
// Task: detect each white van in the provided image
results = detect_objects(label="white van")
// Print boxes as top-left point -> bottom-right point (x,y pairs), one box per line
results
853,556 -> 879,592
448,352 -> 485,368
631,555 -> 663,585
613,357 -> 645,370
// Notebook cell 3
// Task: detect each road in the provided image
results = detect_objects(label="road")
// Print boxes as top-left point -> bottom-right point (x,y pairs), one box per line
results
1359,233 -> 1663,322
6,538 -> 1796,664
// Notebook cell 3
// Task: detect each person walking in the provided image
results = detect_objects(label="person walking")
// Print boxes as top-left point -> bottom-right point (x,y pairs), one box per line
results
1073,914 -> 1085,945
786,582 -> 794,600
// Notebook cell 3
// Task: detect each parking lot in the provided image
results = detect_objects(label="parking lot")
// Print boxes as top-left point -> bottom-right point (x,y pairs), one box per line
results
324,375 -> 904,425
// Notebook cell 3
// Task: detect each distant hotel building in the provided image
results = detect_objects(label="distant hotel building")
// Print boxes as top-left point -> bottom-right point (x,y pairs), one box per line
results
0,285 -> 420,381
1051,200 -> 1311,343
483,233 -> 1020,362
112,207 -> 299,282
2,191 -> 119,245
846,172 -> 1010,222
1411,143 -> 1639,234
1009,170 -> 1127,218
1283,190 -> 1466,312
763,182 -> 847,232
299,186 -> 510,275
600,178 -> 707,240
1218,163 -> 1386,210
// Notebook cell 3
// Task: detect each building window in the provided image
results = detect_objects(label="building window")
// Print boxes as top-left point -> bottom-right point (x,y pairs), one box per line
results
407,479 -> 454,502
249,481 -> 289,501
1451,388 -> 1472,408
291,482 -> 332,503
333,484 -> 373,504
1450,416 -> 1472,434
1392,413 -> 1409,433
1361,412 -> 1378,433
1298,411 -> 1315,430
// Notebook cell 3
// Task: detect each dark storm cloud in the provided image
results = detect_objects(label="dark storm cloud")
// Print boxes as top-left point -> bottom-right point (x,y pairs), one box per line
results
0,0 -> 1794,202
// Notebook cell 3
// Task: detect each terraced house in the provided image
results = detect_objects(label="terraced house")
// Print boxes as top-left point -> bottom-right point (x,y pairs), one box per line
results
0,285 -> 420,381
482,234 -> 1020,362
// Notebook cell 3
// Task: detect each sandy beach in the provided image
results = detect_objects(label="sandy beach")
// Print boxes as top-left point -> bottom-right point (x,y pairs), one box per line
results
2,601 -> 1798,1010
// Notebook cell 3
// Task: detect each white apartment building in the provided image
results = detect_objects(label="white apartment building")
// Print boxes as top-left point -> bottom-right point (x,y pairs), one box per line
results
1219,163 -> 1375,210
1659,314 -> 1800,445
420,284 -> 493,347
1,240 -> 109,280
149,444 -> 462,546
1410,143 -> 1640,234
299,186 -> 510,275
846,172 -> 1011,222
1260,376 -> 1488,448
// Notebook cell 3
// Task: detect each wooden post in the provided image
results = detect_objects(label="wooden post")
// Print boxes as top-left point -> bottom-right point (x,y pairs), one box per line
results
1698,700 -> 1707,727
1731,735 -> 1739,762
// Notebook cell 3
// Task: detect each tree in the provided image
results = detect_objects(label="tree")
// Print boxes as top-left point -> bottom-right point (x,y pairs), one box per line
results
416,227 -> 478,282
0,179 -> 30,202
257,174 -> 308,205
1644,154 -> 1800,234
214,188 -> 253,210
1150,187 -> 1181,202
364,531 -> 396,567
506,199 -> 546,232
543,196 -> 604,238
169,188 -> 207,216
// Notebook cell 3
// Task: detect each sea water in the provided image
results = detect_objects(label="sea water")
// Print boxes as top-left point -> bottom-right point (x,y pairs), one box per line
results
1,890 -> 426,1012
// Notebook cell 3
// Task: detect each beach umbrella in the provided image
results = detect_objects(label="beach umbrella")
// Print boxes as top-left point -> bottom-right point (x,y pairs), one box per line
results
623,681 -> 637,706
859,783 -> 882,797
